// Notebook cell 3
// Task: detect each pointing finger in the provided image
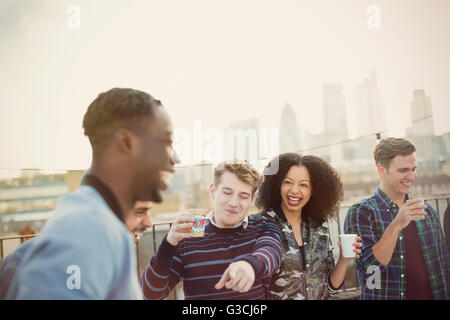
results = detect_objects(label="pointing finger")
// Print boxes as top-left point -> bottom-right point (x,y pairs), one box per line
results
215,269 -> 229,290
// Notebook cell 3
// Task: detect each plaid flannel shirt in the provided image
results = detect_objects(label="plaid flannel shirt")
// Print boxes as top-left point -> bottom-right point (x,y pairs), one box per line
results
344,186 -> 450,300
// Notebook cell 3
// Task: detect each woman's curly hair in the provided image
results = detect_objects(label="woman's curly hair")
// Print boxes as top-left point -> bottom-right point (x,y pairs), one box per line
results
256,153 -> 343,226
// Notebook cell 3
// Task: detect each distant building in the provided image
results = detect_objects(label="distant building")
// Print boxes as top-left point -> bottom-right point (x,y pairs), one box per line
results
279,103 -> 302,154
405,89 -> 435,136
405,89 -> 445,171
354,70 -> 387,137
302,84 -> 350,168
323,83 -> 349,142
0,170 -> 68,234
442,132 -> 450,175
150,164 -> 214,221
227,118 -> 260,162
442,132 -> 450,156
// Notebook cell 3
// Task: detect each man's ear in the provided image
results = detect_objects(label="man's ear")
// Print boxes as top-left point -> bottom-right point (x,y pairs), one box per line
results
209,184 -> 215,199
377,163 -> 386,177
114,129 -> 136,155
250,193 -> 257,207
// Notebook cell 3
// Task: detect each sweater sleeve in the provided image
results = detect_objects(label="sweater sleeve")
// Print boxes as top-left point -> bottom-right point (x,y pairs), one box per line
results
141,235 -> 184,300
239,219 -> 283,280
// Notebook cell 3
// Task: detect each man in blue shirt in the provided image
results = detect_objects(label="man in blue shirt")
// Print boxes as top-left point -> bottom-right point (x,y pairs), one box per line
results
1,200 -> 154,299
3,88 -> 178,299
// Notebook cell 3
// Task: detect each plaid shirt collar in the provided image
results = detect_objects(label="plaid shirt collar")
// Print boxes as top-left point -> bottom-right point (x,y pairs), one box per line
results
374,186 -> 411,211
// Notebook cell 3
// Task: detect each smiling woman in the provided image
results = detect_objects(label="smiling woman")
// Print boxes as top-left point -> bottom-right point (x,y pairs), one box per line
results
253,153 -> 362,300
256,153 -> 343,227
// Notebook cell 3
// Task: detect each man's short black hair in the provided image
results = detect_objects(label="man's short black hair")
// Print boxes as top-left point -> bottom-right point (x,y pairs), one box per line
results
82,88 -> 162,153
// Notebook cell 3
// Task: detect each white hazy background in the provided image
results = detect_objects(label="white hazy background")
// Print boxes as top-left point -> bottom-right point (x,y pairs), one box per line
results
0,0 -> 449,176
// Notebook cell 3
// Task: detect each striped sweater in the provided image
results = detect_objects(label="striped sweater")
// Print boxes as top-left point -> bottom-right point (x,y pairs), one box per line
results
141,218 -> 283,300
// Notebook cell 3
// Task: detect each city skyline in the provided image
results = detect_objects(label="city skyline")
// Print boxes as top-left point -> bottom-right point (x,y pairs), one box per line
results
1,0 -> 450,176
0,82 -> 448,179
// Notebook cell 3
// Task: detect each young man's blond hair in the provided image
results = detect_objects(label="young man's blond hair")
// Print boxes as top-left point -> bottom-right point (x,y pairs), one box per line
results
213,162 -> 263,194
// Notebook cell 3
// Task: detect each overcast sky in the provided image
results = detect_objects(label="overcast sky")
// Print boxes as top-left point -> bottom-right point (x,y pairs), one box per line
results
0,0 -> 449,177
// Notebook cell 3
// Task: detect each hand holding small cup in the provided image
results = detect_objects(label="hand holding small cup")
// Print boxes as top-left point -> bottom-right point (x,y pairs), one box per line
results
338,234 -> 362,260
166,211 -> 196,246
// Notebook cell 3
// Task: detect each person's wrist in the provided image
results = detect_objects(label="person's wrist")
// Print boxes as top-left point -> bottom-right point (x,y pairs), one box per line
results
238,257 -> 262,279
389,219 -> 402,234
338,256 -> 352,265
166,233 -> 178,246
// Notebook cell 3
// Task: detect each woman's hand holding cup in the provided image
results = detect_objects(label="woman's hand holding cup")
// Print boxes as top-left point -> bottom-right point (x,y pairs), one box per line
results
339,234 -> 362,260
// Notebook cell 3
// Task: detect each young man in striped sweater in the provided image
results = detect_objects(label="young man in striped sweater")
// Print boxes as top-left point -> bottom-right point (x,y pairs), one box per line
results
141,162 -> 283,300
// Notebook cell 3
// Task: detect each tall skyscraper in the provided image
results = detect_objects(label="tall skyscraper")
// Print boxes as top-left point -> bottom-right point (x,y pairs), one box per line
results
227,118 -> 260,162
404,89 -> 442,170
405,89 -> 435,136
279,103 -> 302,153
323,83 -> 349,141
354,70 -> 387,137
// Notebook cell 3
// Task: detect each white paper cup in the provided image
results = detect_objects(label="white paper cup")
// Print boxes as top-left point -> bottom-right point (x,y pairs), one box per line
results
339,234 -> 357,258
409,198 -> 426,220
416,198 -> 425,207
407,198 -> 425,221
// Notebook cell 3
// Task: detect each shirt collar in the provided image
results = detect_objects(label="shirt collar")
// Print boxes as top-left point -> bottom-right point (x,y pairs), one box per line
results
375,186 -> 411,209
82,173 -> 125,223
206,210 -> 248,229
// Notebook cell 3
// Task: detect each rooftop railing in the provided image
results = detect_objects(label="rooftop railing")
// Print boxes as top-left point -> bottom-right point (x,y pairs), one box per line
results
1,196 -> 449,300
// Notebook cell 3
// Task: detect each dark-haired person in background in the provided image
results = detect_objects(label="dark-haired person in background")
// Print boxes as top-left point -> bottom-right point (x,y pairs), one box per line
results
252,153 -> 362,300
344,137 -> 450,300
5,88 -> 179,299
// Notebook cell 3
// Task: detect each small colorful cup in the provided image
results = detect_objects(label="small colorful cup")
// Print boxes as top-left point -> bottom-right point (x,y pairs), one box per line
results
189,209 -> 208,237
339,234 -> 358,258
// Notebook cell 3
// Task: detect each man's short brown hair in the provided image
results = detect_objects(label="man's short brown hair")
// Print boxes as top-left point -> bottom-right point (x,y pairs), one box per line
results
214,162 -> 263,194
374,137 -> 416,168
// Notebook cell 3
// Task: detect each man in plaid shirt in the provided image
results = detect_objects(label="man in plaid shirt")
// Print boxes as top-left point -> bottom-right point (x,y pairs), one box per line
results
345,138 -> 450,300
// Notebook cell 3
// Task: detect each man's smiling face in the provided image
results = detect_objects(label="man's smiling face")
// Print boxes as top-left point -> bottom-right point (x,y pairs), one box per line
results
379,153 -> 417,198
210,171 -> 255,228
